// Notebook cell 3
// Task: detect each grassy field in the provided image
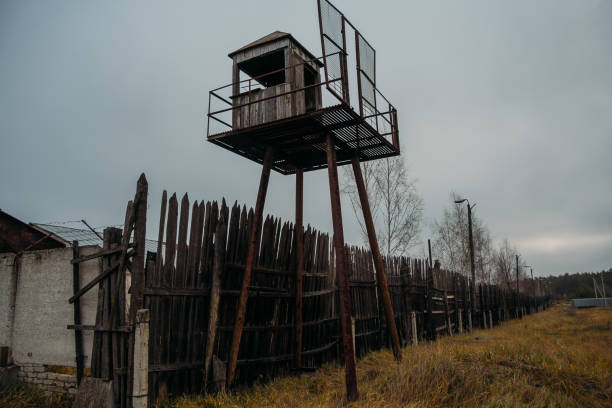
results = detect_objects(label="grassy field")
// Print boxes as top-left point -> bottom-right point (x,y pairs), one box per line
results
1,303 -> 610,407
166,303 -> 611,408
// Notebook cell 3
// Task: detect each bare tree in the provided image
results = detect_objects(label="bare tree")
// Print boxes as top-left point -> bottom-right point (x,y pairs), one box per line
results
342,157 -> 424,257
431,192 -> 494,282
493,239 -> 518,290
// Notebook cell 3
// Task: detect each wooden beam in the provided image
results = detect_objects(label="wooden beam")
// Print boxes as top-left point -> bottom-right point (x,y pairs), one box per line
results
70,247 -> 122,264
326,133 -> 358,402
227,147 -> 275,387
72,241 -> 84,385
69,258 -> 120,304
294,168 -> 304,369
350,155 -> 402,362
204,200 -> 228,389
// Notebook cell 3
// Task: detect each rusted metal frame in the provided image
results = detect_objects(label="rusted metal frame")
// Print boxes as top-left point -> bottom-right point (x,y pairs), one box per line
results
207,92 -> 212,138
210,79 -> 341,117
355,30 -> 364,119
362,109 -> 395,121
294,168 -> 304,369
318,0 -> 330,98
341,16 -> 350,105
318,6 -> 348,104
325,133 -> 358,402
208,102 -> 351,140
211,52 -> 338,96
245,52 -> 332,87
210,90 -> 232,107
391,108 -> 399,151
209,114 -> 232,130
227,147 -> 276,387
71,241 -> 85,385
349,156 -> 401,361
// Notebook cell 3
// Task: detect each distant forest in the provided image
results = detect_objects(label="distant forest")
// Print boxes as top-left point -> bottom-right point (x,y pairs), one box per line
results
540,268 -> 612,299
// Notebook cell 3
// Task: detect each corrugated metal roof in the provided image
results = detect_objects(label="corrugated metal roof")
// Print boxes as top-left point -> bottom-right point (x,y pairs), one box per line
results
32,223 -> 159,254
228,31 -> 322,65
229,31 -> 291,57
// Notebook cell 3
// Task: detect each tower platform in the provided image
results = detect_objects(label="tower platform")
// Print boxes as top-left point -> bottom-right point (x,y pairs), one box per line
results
208,103 -> 399,175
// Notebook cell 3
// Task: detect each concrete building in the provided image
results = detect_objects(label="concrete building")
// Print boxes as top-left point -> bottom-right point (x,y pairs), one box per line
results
0,210 -> 156,393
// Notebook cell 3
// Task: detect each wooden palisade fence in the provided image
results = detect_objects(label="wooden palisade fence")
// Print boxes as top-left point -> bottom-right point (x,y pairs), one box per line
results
74,176 -> 549,407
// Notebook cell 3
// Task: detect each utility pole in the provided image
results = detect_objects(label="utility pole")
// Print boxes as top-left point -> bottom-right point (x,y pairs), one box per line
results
515,254 -> 520,318
428,239 -> 432,269
602,272 -> 607,306
455,199 -> 476,326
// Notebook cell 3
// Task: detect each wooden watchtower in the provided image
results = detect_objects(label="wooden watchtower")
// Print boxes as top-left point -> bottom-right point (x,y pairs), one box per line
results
206,0 -> 401,401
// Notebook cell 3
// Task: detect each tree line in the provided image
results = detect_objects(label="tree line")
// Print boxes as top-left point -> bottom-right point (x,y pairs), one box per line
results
342,157 -> 607,299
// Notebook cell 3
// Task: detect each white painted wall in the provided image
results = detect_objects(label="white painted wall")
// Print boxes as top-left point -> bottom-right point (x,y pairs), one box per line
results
0,246 -> 100,368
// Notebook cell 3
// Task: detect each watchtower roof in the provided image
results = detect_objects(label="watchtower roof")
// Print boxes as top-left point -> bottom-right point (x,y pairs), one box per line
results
228,31 -> 322,66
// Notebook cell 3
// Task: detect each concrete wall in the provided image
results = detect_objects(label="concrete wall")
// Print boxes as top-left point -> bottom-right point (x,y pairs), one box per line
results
0,246 -> 100,369
0,254 -> 14,347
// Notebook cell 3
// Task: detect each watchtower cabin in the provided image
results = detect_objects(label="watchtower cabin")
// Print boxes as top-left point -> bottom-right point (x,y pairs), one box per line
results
206,1 -> 403,400
229,31 -> 323,129
207,7 -> 400,174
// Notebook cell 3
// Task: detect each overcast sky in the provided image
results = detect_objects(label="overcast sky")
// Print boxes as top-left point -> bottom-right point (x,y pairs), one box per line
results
1,0 -> 611,277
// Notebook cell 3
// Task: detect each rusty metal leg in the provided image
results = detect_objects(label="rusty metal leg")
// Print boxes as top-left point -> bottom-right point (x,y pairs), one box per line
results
227,147 -> 275,387
350,156 -> 402,362
294,168 -> 304,369
326,134 -> 358,402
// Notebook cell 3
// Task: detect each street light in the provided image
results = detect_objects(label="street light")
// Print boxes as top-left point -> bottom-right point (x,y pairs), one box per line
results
524,264 -> 535,312
455,198 -> 476,327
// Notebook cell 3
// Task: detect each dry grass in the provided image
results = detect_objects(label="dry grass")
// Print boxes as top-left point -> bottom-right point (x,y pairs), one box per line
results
0,381 -> 73,408
166,303 -> 612,408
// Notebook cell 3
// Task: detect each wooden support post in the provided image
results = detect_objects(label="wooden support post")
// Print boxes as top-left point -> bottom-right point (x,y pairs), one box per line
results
204,201 -> 228,388
443,289 -> 452,336
458,309 -> 464,334
132,309 -> 149,408
294,169 -> 304,369
326,133 -> 358,402
72,241 -> 84,385
350,156 -> 401,362
411,311 -> 418,345
426,262 -> 437,341
489,310 -> 493,329
227,147 -> 275,387
128,174 -> 148,404
468,310 -> 473,333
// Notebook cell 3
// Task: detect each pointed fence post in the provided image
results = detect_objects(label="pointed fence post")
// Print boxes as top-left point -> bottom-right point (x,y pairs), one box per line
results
132,309 -> 149,408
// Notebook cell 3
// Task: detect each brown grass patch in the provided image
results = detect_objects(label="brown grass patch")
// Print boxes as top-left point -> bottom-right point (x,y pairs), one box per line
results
165,303 -> 612,407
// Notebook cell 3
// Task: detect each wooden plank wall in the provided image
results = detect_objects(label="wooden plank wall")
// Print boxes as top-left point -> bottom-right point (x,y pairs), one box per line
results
114,191 -> 549,403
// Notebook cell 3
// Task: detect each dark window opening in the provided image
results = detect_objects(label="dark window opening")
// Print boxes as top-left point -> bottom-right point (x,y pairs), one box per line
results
238,49 -> 286,87
304,64 -> 317,112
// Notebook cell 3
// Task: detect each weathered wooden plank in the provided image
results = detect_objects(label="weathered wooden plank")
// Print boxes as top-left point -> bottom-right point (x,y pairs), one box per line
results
72,241 -> 84,385
204,199 -> 228,388
70,247 -> 122,264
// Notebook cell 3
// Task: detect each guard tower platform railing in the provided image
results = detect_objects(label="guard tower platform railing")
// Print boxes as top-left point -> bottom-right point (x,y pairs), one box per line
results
206,52 -> 399,175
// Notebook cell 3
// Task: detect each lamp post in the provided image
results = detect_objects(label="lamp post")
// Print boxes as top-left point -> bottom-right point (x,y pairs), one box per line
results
455,198 -> 476,326
523,265 -> 535,313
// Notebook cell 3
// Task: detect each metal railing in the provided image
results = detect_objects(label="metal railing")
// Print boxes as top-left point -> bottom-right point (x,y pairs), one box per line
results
206,52 -> 398,151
